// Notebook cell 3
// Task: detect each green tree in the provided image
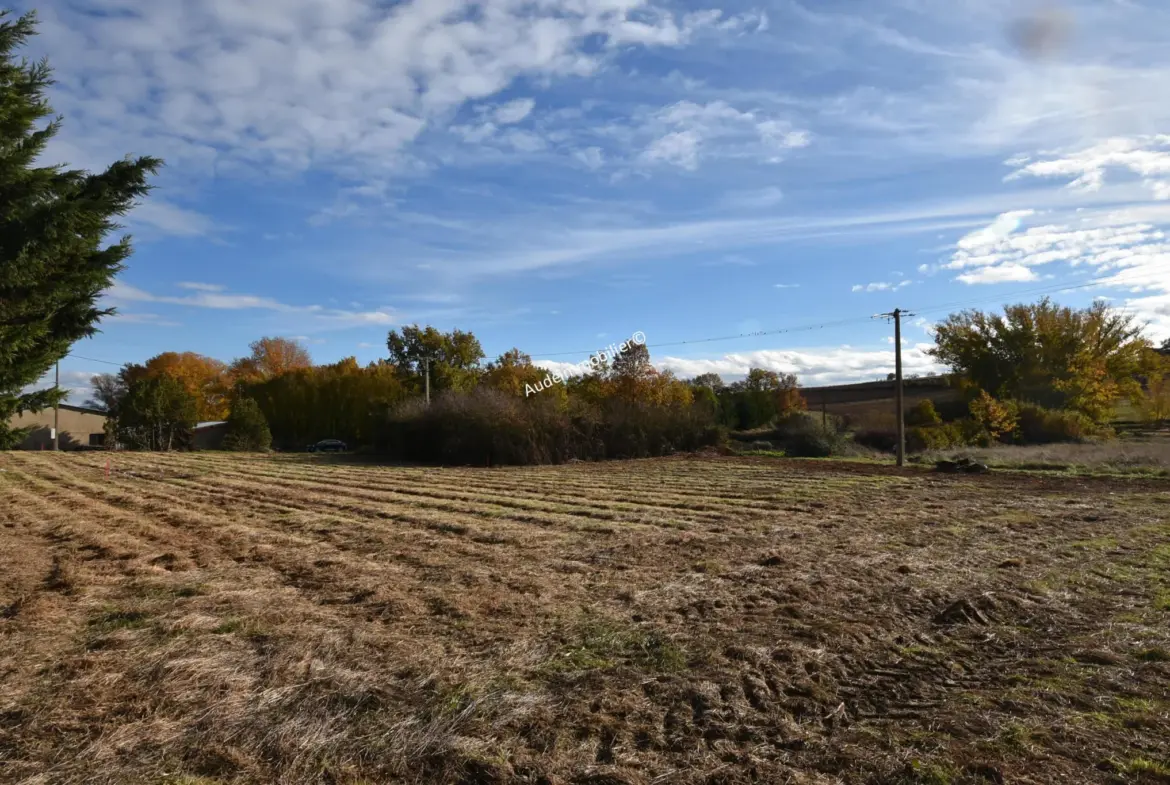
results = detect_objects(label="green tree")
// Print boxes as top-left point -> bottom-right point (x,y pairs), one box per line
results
221,397 -> 271,451
386,325 -> 484,395
930,298 -> 1147,422
117,374 -> 197,451
689,373 -> 725,390
0,12 -> 160,448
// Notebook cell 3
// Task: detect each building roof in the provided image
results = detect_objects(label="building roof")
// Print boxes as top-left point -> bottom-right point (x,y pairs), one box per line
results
58,404 -> 107,417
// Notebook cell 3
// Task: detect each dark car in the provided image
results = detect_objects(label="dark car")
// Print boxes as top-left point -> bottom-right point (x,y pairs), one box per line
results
307,439 -> 347,453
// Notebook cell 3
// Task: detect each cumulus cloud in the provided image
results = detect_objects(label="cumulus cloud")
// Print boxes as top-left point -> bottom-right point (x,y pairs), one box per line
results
1006,136 -> 1170,199
656,344 -> 942,385
940,208 -> 1170,340
638,101 -> 810,170
33,0 -> 757,185
493,98 -> 536,125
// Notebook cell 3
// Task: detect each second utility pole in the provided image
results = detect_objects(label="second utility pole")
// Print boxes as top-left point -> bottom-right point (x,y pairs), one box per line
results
876,308 -> 910,467
893,308 -> 904,467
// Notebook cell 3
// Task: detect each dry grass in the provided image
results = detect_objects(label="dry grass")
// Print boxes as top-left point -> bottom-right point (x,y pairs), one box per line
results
1,451 -> 1169,784
921,438 -> 1170,476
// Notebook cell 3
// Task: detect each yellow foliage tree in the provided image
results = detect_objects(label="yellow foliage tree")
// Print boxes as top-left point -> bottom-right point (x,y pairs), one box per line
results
137,352 -> 229,421
931,298 -> 1147,422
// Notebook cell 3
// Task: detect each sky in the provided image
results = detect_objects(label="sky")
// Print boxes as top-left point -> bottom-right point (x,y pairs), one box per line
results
15,0 -> 1170,401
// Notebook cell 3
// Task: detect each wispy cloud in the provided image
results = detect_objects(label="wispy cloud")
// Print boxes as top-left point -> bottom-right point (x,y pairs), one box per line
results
32,0 -> 766,188
106,282 -> 397,327
851,280 -> 911,293
638,101 -> 810,171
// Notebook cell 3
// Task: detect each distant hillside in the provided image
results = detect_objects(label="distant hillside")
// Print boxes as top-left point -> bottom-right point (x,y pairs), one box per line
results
800,375 -> 960,428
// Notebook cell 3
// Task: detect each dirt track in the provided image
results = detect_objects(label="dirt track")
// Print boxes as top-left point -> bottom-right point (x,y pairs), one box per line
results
1,452 -> 1168,784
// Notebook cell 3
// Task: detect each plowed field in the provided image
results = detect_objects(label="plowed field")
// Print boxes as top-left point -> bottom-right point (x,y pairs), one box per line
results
1,452 -> 1168,784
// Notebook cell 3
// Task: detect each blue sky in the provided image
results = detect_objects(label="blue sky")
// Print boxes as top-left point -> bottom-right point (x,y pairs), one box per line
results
18,0 -> 1170,399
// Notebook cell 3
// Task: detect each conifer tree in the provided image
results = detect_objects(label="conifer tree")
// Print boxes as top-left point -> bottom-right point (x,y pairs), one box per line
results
0,11 -> 161,447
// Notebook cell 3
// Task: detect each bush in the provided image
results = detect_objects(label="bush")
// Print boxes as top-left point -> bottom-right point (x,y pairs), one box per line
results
969,390 -> 1019,440
1015,403 -> 1105,444
852,428 -> 898,452
906,422 -> 965,452
377,389 -> 724,466
222,397 -> 272,452
772,412 -> 848,458
905,399 -> 942,427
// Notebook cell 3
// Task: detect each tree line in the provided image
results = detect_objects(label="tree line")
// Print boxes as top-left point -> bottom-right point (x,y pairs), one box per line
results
83,326 -> 812,458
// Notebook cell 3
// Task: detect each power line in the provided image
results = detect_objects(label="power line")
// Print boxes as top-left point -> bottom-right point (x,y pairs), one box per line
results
59,270 -> 1169,370
527,315 -> 874,359
67,353 -> 124,367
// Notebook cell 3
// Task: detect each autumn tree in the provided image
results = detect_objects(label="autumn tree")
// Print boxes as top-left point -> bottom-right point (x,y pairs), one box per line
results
386,325 -> 484,395
930,298 -> 1147,422
139,352 -> 228,421
482,349 -> 557,399
0,12 -> 160,447
1141,348 -> 1170,425
229,337 -> 312,385
244,357 -> 406,448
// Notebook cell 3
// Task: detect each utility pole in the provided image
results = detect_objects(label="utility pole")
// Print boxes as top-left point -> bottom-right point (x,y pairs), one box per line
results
53,361 -> 60,451
893,308 -> 904,467
875,308 -> 913,467
424,357 -> 431,406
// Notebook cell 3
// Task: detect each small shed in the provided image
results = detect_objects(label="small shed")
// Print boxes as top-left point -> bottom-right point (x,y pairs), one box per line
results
192,421 -> 229,450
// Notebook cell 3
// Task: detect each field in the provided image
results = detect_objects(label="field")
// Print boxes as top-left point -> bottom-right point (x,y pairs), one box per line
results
1,453 -> 1169,785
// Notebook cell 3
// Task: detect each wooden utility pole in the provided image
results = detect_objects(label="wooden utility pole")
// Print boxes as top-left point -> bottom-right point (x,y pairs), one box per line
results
893,308 -> 904,467
875,308 -> 912,467
53,361 -> 60,451
424,357 -> 431,406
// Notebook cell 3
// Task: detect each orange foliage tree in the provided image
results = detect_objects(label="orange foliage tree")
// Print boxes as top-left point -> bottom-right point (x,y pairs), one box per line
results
229,337 -> 312,385
134,352 -> 229,421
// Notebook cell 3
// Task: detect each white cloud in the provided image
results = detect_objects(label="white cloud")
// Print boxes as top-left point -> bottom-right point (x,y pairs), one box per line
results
34,0 -> 751,186
655,344 -> 943,385
851,280 -> 911,293
1006,136 -> 1170,198
129,199 -> 216,238
955,263 -> 1038,285
642,129 -> 702,169
938,208 -> 1170,340
177,282 -> 226,292
773,283 -> 800,289
106,282 -> 397,327
493,98 -> 536,125
573,146 -> 605,170
102,311 -> 181,327
638,101 -> 810,170
24,368 -> 103,404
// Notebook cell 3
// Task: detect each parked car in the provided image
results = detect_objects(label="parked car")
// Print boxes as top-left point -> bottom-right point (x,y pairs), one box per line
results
307,439 -> 347,453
